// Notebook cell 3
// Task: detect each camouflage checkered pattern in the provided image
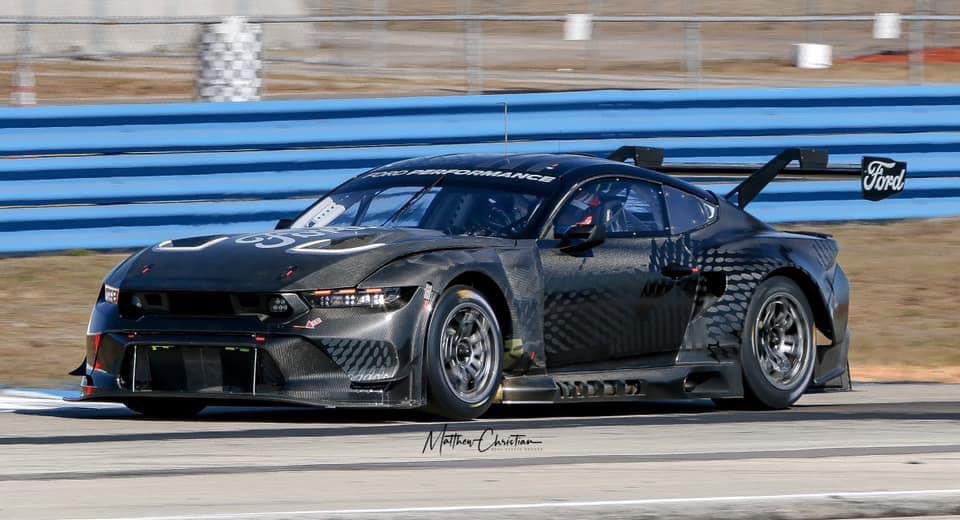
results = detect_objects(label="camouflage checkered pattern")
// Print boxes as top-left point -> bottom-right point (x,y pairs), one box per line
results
197,17 -> 263,102
696,248 -> 779,339
320,339 -> 400,382
811,239 -> 839,271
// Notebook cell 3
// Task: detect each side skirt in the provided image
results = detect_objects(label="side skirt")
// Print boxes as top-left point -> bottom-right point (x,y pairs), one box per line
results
498,363 -> 742,404
67,390 -> 423,409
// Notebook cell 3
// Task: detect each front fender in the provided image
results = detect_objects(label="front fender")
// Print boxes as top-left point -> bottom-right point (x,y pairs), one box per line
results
360,245 -> 546,375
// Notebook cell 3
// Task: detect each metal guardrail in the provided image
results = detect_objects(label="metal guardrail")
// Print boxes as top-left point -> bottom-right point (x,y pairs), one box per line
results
1,85 -> 960,254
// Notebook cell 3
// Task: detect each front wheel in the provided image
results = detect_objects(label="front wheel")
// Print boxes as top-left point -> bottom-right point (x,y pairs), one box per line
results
721,276 -> 816,409
424,286 -> 503,420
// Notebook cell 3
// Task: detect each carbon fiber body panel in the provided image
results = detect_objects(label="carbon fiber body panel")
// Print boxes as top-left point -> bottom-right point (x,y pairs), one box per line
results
320,338 -> 400,382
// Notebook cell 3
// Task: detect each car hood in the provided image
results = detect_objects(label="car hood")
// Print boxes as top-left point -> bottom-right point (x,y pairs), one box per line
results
112,227 -> 514,292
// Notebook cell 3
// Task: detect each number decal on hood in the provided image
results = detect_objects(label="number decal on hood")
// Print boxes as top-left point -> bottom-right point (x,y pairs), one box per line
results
234,230 -> 330,249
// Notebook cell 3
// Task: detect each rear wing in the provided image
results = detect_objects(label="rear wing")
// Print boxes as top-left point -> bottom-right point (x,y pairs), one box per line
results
607,146 -> 907,208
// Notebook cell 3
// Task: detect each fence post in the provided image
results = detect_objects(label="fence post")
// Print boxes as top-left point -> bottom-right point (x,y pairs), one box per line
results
465,19 -> 484,94
460,0 -> 483,94
89,0 -> 107,58
587,0 -> 603,73
333,0 -> 349,66
371,0 -> 387,69
11,23 -> 36,106
909,0 -> 928,84
685,21 -> 702,87
805,0 -> 819,43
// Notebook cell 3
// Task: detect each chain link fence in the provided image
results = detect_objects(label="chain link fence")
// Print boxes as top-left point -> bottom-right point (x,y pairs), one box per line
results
1,0 -> 960,104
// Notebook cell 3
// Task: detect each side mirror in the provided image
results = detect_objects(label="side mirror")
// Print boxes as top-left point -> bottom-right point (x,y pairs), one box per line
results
559,222 -> 606,253
274,218 -> 294,230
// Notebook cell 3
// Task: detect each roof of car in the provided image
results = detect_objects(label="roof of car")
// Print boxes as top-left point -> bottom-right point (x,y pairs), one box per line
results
374,153 -> 717,201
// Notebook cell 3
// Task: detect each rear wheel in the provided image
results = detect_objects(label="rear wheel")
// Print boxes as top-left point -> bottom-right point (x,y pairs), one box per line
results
424,286 -> 503,420
124,399 -> 206,418
718,276 -> 816,410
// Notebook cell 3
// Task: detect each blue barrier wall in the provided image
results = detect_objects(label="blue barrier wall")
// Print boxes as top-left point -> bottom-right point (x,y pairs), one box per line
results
2,86 -> 959,253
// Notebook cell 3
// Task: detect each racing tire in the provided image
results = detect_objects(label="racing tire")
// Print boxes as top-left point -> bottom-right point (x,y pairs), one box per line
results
424,285 -> 503,420
719,276 -> 816,410
124,399 -> 206,418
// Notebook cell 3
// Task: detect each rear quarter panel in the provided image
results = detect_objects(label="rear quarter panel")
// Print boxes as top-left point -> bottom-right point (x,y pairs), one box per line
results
679,201 -> 846,362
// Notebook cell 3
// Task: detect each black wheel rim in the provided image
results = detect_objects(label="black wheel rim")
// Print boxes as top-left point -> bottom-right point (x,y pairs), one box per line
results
438,302 -> 498,404
751,292 -> 812,390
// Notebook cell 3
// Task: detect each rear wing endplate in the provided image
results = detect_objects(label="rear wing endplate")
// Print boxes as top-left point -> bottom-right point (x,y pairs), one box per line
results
607,146 -> 907,208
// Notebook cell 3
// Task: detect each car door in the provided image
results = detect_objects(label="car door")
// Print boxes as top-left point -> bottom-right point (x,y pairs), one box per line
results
538,177 -> 700,369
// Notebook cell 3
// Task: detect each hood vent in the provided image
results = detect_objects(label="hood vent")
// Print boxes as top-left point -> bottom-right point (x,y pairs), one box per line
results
287,236 -> 386,255
154,236 -> 229,252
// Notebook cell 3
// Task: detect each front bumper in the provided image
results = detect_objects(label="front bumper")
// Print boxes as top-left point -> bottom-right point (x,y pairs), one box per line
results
74,289 -> 431,409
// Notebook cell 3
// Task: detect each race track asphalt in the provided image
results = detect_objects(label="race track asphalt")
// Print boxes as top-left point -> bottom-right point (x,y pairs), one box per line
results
1,383 -> 958,520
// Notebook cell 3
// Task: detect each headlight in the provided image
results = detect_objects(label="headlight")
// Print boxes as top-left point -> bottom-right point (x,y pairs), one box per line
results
103,284 -> 120,305
301,287 -> 403,308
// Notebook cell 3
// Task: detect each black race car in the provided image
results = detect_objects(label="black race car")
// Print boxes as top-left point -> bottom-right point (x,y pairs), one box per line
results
72,148 -> 906,419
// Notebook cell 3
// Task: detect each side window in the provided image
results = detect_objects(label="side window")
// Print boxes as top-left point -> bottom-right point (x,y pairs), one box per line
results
663,186 -> 717,234
553,179 -> 668,238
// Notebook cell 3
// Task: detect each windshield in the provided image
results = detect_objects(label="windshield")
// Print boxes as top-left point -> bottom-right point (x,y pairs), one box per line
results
294,182 -> 547,238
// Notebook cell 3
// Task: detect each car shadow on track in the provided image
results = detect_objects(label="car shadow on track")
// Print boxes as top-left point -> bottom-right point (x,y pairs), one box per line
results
14,398 -> 717,423
5,398 -> 959,448
12,396 -> 960,427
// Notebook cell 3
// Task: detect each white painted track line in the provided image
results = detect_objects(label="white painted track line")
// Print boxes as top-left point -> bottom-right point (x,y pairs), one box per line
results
58,489 -> 960,520
1,384 -> 958,519
0,389 -> 119,412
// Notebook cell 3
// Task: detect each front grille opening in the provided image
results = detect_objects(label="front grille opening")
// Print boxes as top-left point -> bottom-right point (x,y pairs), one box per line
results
170,292 -> 234,315
120,345 -> 285,394
143,293 -> 164,307
235,294 -> 260,310
119,291 -> 294,320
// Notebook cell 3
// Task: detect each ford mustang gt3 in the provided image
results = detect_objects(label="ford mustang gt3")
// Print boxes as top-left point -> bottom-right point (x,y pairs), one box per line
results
71,147 -> 906,418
